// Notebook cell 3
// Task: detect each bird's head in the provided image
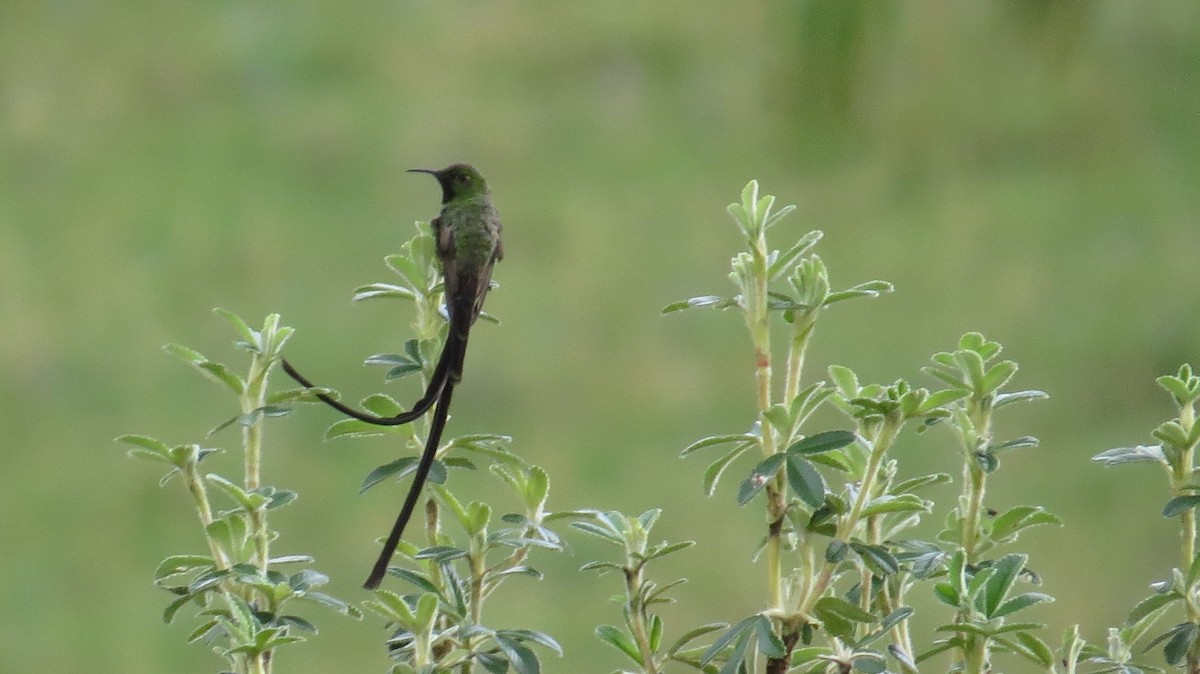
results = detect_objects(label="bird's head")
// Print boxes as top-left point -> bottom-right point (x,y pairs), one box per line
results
408,163 -> 489,204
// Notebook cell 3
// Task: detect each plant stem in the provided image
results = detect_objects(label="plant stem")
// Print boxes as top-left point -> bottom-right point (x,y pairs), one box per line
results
463,548 -> 486,674
963,636 -> 987,674
878,576 -> 917,673
801,419 -> 901,614
960,401 -> 992,565
625,563 -> 660,674
960,463 -> 986,566
839,421 -> 900,543
183,457 -> 230,569
1174,401 -> 1200,674
951,402 -> 994,674
242,358 -> 266,491
746,236 -> 785,612
241,354 -> 273,674
239,355 -> 272,577
783,313 -> 816,405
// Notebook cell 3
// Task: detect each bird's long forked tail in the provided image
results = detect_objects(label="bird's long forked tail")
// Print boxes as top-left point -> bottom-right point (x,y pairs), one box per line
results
362,378 -> 456,589
361,321 -> 470,589
280,324 -> 465,426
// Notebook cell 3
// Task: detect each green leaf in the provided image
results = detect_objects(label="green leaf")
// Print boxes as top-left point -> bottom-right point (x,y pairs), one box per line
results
1154,421 -> 1190,449
524,465 -> 550,509
754,192 -> 774,229
496,629 -> 564,657
1159,373 -> 1200,404
570,521 -> 624,545
1092,445 -> 1166,466
578,560 -> 621,574
1016,630 -> 1056,667
989,436 -> 1040,453
923,364 -> 969,391
762,202 -> 797,231
357,393 -> 402,417
849,541 -> 900,576
993,592 -> 1054,619
992,632 -> 1055,667
737,454 -> 785,506
828,365 -> 860,398
785,429 -> 856,455
826,539 -> 850,563
786,456 -> 827,508
352,282 -> 416,302
767,231 -> 822,280
162,593 -> 197,624
324,417 -> 406,440
495,634 -> 542,674
681,433 -> 758,458
662,295 -> 738,314
1163,622 -> 1199,666
1164,495 -> 1200,517
958,332 -> 998,357
703,441 -> 756,497
205,473 -> 257,511
991,506 -> 1062,542
649,614 -> 664,652
643,577 -> 685,606
814,596 -> 874,623
993,389 -> 1049,408
163,343 -> 245,394
789,382 -> 835,429
752,615 -> 785,658
429,483 -> 469,528
360,457 -> 446,494
185,619 -> 221,644
981,554 -> 1028,617
1126,592 -> 1180,632
646,540 -> 695,562
206,415 -> 241,438
700,615 -> 757,667
266,386 -> 335,405
413,546 -> 468,563
466,501 -> 492,535
981,360 -> 1018,394
365,588 -> 417,624
667,623 -> 729,656
297,592 -> 363,619
859,494 -> 929,518
823,280 -> 894,305
915,639 -> 960,663
718,630 -> 752,674
595,625 -> 641,664
366,351 -> 425,381
936,623 -> 993,637
213,308 -> 259,350
965,566 -> 996,615
210,405 -> 293,438
359,457 -> 418,493
761,403 -> 792,437
155,555 -> 216,580
384,253 -> 428,291
915,388 -> 971,414
850,652 -> 887,673
117,434 -> 172,463
890,472 -> 952,495
880,607 -> 914,632
954,349 -> 987,392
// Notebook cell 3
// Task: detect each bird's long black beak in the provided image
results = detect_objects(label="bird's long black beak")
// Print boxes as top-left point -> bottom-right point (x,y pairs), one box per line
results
408,168 -> 452,203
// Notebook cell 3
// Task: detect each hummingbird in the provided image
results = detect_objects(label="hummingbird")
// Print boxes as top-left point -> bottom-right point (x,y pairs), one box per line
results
281,163 -> 503,588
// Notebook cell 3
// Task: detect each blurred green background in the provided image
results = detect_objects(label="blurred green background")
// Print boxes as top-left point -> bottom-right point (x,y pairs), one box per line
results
3,1 -> 1200,671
